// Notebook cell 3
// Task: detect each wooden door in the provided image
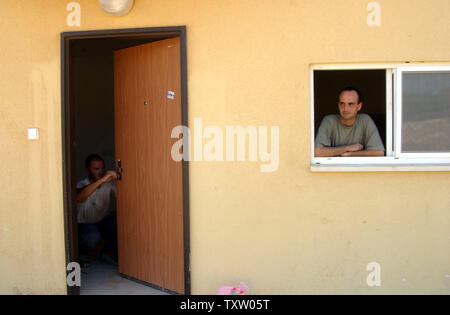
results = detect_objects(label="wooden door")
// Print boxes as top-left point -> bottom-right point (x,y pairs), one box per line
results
114,37 -> 185,294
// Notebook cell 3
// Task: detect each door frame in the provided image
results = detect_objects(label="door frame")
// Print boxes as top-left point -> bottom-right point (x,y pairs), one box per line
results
61,26 -> 190,295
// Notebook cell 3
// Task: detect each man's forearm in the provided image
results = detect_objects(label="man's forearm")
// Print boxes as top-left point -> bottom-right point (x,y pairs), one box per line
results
77,171 -> 118,202
342,150 -> 385,157
76,180 -> 103,202
315,146 -> 350,157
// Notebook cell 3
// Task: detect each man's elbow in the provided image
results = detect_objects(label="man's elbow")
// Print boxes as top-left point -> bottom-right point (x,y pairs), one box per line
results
76,191 -> 86,203
314,148 -> 324,157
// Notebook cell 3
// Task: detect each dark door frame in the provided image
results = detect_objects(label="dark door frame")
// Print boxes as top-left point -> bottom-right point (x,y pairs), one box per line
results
61,26 -> 190,295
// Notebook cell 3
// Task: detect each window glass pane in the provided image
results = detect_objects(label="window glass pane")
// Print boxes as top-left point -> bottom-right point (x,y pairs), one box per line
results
402,71 -> 450,152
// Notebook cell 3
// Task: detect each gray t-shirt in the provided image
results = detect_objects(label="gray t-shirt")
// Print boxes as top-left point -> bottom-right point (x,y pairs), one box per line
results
315,114 -> 385,151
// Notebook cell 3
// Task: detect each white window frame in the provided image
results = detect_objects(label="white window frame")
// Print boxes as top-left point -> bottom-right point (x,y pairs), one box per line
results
310,63 -> 450,172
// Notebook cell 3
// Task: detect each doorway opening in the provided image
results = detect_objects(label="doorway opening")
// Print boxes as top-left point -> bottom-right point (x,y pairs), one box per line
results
61,27 -> 190,295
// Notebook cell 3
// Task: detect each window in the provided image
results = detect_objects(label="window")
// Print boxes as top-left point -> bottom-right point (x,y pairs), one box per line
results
311,64 -> 450,171
396,67 -> 450,157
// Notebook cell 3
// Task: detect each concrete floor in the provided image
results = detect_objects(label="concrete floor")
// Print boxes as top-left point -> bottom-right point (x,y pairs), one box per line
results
80,261 -> 170,295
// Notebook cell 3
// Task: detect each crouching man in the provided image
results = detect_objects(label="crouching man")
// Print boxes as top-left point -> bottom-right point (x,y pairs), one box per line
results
77,154 -> 118,263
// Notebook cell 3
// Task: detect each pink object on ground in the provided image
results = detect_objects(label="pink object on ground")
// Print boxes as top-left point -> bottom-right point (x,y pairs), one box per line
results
217,282 -> 249,295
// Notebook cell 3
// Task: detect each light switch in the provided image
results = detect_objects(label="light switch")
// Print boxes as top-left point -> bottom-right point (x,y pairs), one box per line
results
28,128 -> 39,140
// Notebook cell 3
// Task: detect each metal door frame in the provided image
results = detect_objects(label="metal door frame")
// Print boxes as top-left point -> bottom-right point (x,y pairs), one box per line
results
61,26 -> 190,295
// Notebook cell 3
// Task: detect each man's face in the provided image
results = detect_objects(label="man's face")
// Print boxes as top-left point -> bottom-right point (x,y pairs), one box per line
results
87,160 -> 105,182
338,90 -> 362,123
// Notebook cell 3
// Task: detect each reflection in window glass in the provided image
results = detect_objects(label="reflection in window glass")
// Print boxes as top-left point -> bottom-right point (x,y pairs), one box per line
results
402,72 -> 450,152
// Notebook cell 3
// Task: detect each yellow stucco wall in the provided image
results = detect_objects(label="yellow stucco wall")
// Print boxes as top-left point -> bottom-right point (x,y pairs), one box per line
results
1,0 -> 449,294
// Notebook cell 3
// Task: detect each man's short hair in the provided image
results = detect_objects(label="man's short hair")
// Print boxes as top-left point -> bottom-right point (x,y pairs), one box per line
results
339,87 -> 362,103
85,154 -> 104,168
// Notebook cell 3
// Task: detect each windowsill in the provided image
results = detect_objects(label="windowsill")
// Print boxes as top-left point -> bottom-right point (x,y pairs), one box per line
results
311,157 -> 450,172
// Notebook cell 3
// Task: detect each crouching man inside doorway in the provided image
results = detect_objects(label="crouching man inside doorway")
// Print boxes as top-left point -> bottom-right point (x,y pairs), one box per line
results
77,154 -> 118,264
315,87 -> 385,157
